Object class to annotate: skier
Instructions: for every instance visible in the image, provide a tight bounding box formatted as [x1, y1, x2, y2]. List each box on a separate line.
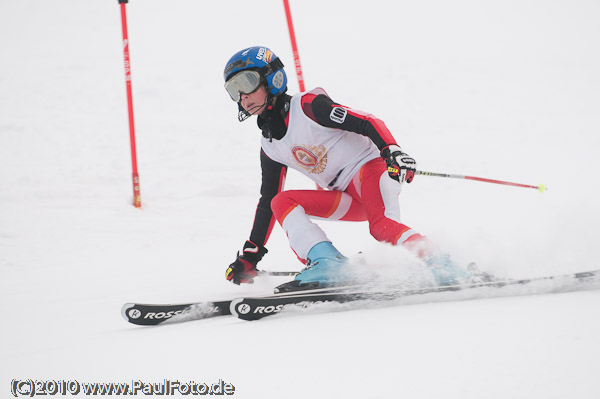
[223, 46, 474, 292]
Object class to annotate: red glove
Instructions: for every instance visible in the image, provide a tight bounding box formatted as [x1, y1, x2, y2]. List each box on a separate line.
[225, 241, 268, 285]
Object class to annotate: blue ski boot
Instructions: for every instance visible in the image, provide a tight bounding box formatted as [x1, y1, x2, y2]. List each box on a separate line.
[424, 252, 472, 286]
[275, 242, 349, 293]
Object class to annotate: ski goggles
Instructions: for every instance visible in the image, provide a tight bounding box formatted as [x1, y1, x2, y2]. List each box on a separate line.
[224, 70, 262, 102]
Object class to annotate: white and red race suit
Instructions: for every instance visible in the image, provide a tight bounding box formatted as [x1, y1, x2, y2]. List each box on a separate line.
[248, 88, 424, 262]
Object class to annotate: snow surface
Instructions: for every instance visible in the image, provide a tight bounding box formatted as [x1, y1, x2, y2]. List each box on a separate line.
[2, 0, 600, 398]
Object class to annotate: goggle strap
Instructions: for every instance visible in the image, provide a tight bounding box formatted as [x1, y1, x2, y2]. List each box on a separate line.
[258, 58, 284, 79]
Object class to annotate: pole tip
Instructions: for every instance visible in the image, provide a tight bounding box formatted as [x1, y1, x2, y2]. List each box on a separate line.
[537, 184, 547, 193]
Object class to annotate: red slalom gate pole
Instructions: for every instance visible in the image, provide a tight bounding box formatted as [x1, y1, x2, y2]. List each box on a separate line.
[119, 0, 142, 208]
[283, 0, 320, 188]
[283, 0, 305, 92]
[417, 170, 547, 192]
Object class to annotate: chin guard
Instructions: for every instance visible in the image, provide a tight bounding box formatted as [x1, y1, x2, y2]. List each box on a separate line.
[237, 104, 252, 122]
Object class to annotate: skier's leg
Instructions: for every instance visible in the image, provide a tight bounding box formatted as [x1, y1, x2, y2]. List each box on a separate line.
[349, 158, 425, 247]
[271, 189, 366, 262]
[354, 158, 471, 285]
[271, 189, 366, 289]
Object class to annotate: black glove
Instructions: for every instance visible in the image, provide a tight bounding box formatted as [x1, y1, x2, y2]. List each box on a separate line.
[225, 241, 268, 285]
[381, 145, 417, 183]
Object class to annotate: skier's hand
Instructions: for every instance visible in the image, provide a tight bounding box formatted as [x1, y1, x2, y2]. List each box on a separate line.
[225, 241, 268, 285]
[381, 145, 416, 183]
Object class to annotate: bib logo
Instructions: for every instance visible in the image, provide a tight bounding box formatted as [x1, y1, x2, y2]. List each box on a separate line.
[292, 145, 327, 174]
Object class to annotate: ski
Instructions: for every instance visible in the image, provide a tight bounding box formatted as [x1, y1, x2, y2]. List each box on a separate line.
[121, 300, 233, 326]
[122, 269, 600, 325]
[121, 285, 343, 326]
[121, 270, 300, 326]
[231, 269, 600, 321]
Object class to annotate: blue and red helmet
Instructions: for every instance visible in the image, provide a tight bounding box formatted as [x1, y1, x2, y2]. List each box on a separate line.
[223, 46, 287, 100]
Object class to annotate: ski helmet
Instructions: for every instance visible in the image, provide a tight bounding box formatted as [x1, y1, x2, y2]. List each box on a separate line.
[223, 46, 287, 100]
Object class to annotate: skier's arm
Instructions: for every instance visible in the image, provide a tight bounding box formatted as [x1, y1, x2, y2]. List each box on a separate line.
[249, 149, 287, 247]
[303, 92, 416, 183]
[226, 150, 287, 284]
[302, 93, 398, 151]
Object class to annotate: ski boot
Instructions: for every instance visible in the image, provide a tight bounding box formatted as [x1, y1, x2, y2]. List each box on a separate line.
[424, 252, 473, 286]
[274, 242, 349, 293]
[466, 262, 496, 284]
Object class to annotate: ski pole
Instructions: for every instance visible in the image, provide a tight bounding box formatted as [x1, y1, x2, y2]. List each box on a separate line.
[259, 270, 300, 277]
[417, 170, 547, 192]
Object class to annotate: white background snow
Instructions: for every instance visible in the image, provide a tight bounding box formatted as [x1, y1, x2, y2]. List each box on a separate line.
[2, 0, 600, 397]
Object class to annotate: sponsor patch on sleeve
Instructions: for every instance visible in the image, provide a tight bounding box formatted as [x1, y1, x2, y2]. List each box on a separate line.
[329, 107, 347, 124]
